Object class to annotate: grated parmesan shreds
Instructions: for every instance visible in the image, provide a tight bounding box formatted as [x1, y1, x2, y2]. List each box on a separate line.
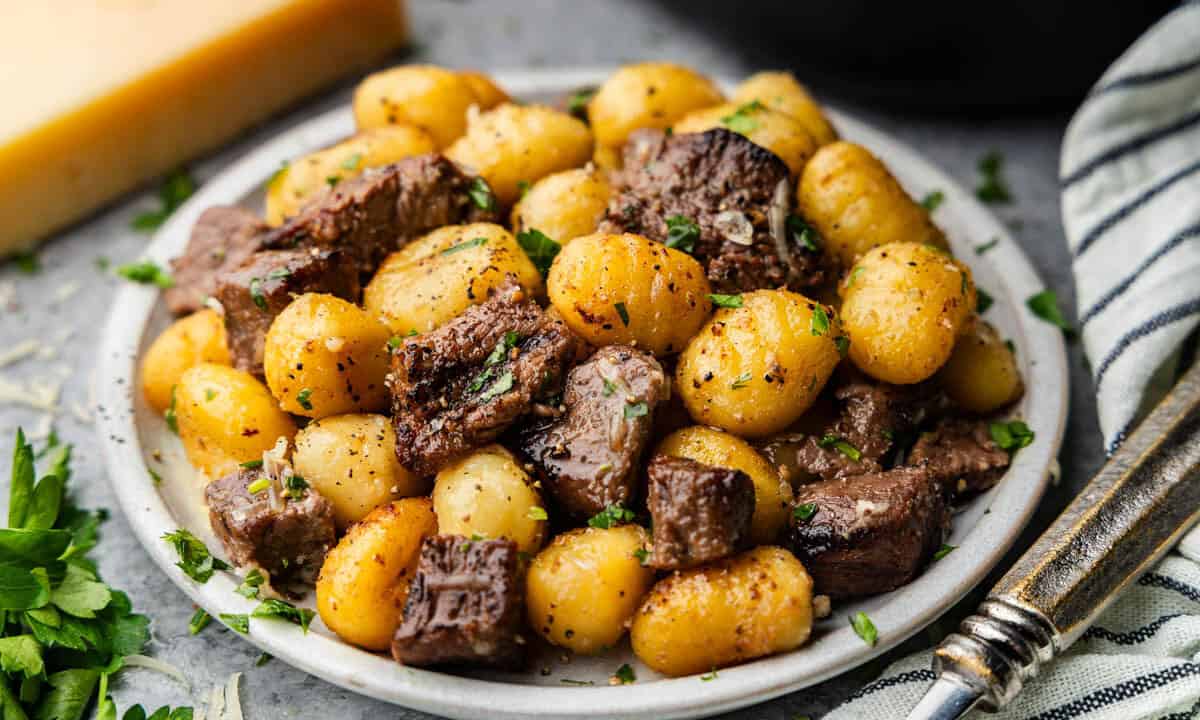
[52, 281, 80, 304]
[225, 673, 244, 720]
[0, 340, 40, 368]
[122, 654, 190, 688]
[208, 683, 225, 720]
[0, 375, 63, 411]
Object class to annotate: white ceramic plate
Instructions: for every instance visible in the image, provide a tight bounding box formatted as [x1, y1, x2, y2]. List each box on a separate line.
[96, 69, 1068, 720]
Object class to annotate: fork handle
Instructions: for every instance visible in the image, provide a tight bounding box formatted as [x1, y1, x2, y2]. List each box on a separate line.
[932, 359, 1200, 710]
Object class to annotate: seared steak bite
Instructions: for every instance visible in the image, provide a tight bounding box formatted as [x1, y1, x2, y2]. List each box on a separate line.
[205, 466, 336, 589]
[214, 247, 360, 376]
[785, 377, 947, 482]
[786, 466, 949, 598]
[601, 128, 823, 292]
[166, 206, 267, 315]
[645, 455, 754, 570]
[265, 155, 498, 276]
[392, 535, 526, 669]
[388, 283, 583, 476]
[909, 417, 1011, 498]
[516, 345, 668, 518]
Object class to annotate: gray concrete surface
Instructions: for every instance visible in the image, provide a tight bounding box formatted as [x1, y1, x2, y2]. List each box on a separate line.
[0, 1, 1105, 717]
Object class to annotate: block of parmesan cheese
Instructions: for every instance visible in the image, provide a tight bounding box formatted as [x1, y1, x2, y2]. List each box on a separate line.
[0, 0, 409, 253]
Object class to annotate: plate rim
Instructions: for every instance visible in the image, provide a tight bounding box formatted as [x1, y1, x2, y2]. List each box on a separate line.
[94, 67, 1069, 720]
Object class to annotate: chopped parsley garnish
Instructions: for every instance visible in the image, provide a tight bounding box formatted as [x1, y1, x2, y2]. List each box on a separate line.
[707, 293, 743, 309]
[632, 547, 650, 565]
[267, 160, 290, 187]
[283, 474, 309, 501]
[10, 250, 39, 274]
[479, 371, 514, 401]
[613, 663, 637, 684]
[975, 237, 1000, 255]
[220, 613, 250, 634]
[934, 543, 957, 560]
[188, 608, 212, 635]
[163, 528, 230, 583]
[527, 506, 549, 521]
[325, 175, 341, 188]
[793, 502, 817, 522]
[624, 401, 649, 420]
[388, 335, 405, 351]
[588, 504, 636, 529]
[132, 168, 196, 230]
[252, 598, 316, 633]
[485, 331, 521, 366]
[204, 388, 216, 402]
[236, 568, 266, 599]
[246, 476, 270, 495]
[567, 87, 597, 120]
[989, 420, 1035, 453]
[731, 371, 752, 390]
[1005, 339, 1016, 354]
[614, 302, 630, 326]
[787, 215, 822, 252]
[975, 151, 1012, 204]
[516, 179, 531, 198]
[700, 668, 719, 682]
[441, 236, 489, 255]
[818, 434, 862, 461]
[467, 177, 496, 211]
[850, 611, 878, 646]
[267, 267, 291, 280]
[164, 386, 179, 434]
[720, 100, 765, 134]
[240, 459, 263, 469]
[810, 305, 830, 336]
[665, 215, 700, 253]
[340, 152, 363, 170]
[834, 335, 851, 358]
[256, 652, 273, 667]
[920, 190, 945, 211]
[845, 266, 865, 288]
[976, 287, 994, 313]
[95, 256, 110, 272]
[116, 260, 174, 288]
[249, 277, 267, 310]
[296, 388, 313, 411]
[517, 228, 561, 276]
[1026, 290, 1073, 332]
[602, 378, 619, 397]
[148, 468, 163, 485]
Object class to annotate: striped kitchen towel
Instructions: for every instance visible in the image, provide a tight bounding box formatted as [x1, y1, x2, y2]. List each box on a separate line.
[826, 3, 1200, 717]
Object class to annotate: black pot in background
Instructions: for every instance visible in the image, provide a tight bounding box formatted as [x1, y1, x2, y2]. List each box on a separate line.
[653, 0, 1175, 113]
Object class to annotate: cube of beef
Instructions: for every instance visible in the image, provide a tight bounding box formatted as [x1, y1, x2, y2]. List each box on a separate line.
[516, 345, 668, 518]
[601, 128, 824, 292]
[214, 247, 360, 376]
[646, 455, 754, 570]
[786, 466, 949, 598]
[388, 283, 583, 476]
[908, 417, 1011, 498]
[264, 155, 498, 276]
[166, 206, 267, 315]
[392, 535, 526, 669]
[205, 467, 336, 588]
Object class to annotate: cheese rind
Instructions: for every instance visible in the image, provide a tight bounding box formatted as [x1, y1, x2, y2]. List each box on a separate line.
[0, 0, 408, 253]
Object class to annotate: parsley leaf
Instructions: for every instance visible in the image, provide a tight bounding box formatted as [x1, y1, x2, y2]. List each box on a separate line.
[164, 387, 179, 434]
[665, 215, 700, 253]
[51, 565, 112, 619]
[614, 302, 630, 326]
[283, 474, 308, 501]
[588, 504, 636, 529]
[467, 178, 496, 211]
[787, 215, 822, 252]
[252, 598, 315, 634]
[248, 278, 267, 311]
[975, 151, 1012, 204]
[834, 335, 851, 358]
[731, 372, 752, 390]
[220, 613, 249, 634]
[632, 548, 650, 565]
[236, 569, 265, 599]
[516, 228, 561, 277]
[793, 502, 817, 522]
[132, 169, 196, 231]
[188, 608, 211, 635]
[10, 251, 39, 274]
[116, 261, 174, 289]
[720, 100, 764, 134]
[707, 293, 743, 309]
[527, 506, 548, 521]
[850, 611, 878, 646]
[624, 401, 649, 419]
[975, 237, 1000, 255]
[478, 371, 514, 402]
[441, 236, 489, 255]
[567, 87, 597, 120]
[976, 288, 994, 313]
[295, 388, 313, 411]
[989, 420, 1035, 454]
[613, 663, 636, 684]
[810, 305, 830, 336]
[1026, 290, 1073, 332]
[340, 152, 363, 171]
[161, 529, 229, 583]
[818, 434, 862, 461]
[700, 668, 719, 682]
[920, 190, 945, 211]
[934, 543, 957, 561]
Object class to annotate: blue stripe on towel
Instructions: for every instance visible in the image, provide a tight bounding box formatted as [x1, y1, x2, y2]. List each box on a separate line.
[1072, 159, 1200, 258]
[843, 670, 936, 702]
[1025, 664, 1200, 720]
[1093, 298, 1200, 388]
[1082, 613, 1186, 644]
[1060, 107, 1200, 189]
[1094, 53, 1200, 94]
[1139, 573, 1200, 604]
[1080, 222, 1200, 325]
